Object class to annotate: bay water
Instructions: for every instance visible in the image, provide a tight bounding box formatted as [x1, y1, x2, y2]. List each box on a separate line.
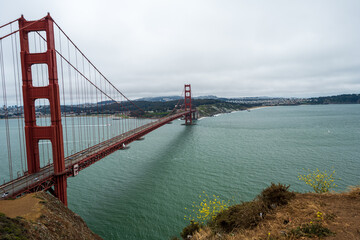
[65, 104, 360, 239]
[1, 104, 359, 239]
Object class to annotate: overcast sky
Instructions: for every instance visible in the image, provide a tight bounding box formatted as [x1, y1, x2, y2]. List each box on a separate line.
[1, 0, 360, 98]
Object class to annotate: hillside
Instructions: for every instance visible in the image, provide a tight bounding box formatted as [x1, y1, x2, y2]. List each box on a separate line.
[196, 102, 255, 118]
[3, 93, 359, 119]
[0, 192, 102, 240]
[182, 187, 360, 240]
[309, 94, 360, 104]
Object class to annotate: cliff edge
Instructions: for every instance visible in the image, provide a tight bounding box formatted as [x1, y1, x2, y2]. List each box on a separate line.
[189, 187, 360, 240]
[0, 192, 102, 240]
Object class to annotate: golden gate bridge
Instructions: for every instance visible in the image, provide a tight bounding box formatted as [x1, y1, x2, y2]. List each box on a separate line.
[0, 14, 196, 205]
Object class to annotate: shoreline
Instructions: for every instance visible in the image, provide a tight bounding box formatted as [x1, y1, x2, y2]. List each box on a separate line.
[246, 105, 271, 111]
[197, 105, 272, 119]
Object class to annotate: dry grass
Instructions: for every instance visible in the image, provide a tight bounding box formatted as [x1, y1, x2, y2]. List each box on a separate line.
[0, 193, 44, 221]
[0, 192, 103, 240]
[192, 187, 360, 240]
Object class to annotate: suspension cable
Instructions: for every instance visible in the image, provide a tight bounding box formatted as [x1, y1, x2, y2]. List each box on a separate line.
[0, 18, 20, 29]
[0, 17, 45, 40]
[52, 20, 146, 113]
[35, 31, 141, 119]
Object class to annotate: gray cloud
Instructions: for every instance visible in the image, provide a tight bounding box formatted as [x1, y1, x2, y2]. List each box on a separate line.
[1, 0, 360, 98]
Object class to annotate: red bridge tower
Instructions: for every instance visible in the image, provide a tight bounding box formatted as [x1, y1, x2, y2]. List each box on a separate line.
[19, 14, 67, 205]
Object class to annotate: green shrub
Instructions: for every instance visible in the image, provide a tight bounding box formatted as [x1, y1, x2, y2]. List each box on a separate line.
[0, 213, 27, 240]
[181, 183, 295, 235]
[180, 221, 200, 239]
[210, 183, 294, 233]
[259, 183, 295, 208]
[211, 200, 266, 233]
[290, 222, 333, 238]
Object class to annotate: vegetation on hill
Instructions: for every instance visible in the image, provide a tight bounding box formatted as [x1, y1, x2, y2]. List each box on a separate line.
[3, 93, 358, 119]
[0, 213, 27, 240]
[176, 169, 360, 240]
[66, 93, 360, 118]
[196, 102, 258, 118]
[178, 183, 296, 239]
[57, 99, 252, 118]
[130, 99, 257, 118]
[309, 94, 360, 104]
[176, 185, 360, 240]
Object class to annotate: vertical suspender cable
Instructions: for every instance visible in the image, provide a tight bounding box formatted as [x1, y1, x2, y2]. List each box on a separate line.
[36, 32, 46, 167]
[127, 101, 130, 132]
[79, 53, 85, 148]
[83, 56, 90, 147]
[74, 50, 82, 150]
[14, 29, 27, 172]
[40, 33, 50, 165]
[81, 54, 88, 148]
[58, 26, 69, 158]
[84, 57, 89, 147]
[120, 95, 123, 135]
[116, 87, 120, 136]
[67, 40, 76, 153]
[0, 40, 13, 181]
[11, 24, 25, 175]
[40, 32, 50, 166]
[106, 81, 110, 140]
[95, 69, 100, 144]
[100, 76, 104, 140]
[88, 61, 94, 145]
[84, 59, 89, 146]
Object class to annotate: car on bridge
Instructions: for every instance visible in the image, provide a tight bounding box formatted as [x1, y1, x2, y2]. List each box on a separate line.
[1, 192, 9, 198]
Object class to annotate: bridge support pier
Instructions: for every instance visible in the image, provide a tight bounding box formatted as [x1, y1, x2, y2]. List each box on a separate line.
[19, 14, 67, 205]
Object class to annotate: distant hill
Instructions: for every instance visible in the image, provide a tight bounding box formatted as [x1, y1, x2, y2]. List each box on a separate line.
[135, 95, 228, 102]
[309, 94, 360, 104]
[194, 95, 218, 99]
[135, 96, 182, 102]
[4, 93, 358, 119]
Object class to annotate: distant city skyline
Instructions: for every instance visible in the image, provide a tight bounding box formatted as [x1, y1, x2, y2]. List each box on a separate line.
[1, 0, 360, 99]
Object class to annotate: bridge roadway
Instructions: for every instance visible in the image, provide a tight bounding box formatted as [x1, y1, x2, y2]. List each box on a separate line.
[0, 110, 192, 199]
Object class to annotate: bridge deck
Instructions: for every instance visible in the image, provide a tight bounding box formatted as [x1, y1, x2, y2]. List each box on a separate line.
[0, 110, 192, 199]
